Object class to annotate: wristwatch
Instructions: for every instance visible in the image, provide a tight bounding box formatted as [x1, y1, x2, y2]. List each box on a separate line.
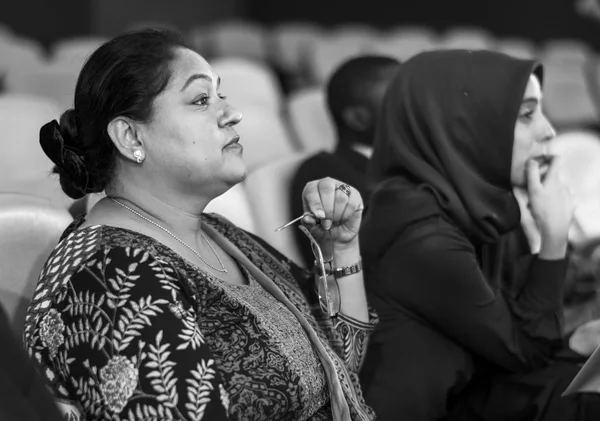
[314, 259, 363, 280]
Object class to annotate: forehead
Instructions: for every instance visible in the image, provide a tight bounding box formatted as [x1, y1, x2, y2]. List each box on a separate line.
[168, 48, 217, 88]
[523, 74, 542, 98]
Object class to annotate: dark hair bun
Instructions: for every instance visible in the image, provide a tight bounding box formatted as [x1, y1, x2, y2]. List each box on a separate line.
[58, 109, 92, 199]
[59, 108, 80, 146]
[39, 110, 91, 199]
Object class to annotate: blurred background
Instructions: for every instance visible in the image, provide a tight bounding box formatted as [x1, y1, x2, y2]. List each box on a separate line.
[1, 0, 600, 331]
[1, 0, 599, 47]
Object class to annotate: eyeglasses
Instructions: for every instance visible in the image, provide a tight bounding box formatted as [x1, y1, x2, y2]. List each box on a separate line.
[275, 213, 341, 318]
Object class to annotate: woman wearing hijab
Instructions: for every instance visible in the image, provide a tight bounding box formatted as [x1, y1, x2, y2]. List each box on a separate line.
[359, 49, 600, 420]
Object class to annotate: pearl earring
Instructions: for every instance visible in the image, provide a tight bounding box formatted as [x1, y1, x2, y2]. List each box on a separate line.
[133, 150, 143, 164]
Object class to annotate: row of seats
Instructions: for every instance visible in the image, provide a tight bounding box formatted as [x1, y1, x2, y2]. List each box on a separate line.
[1, 21, 598, 125]
[188, 21, 600, 130]
[1, 19, 593, 72]
[3, 129, 600, 333]
[190, 21, 595, 78]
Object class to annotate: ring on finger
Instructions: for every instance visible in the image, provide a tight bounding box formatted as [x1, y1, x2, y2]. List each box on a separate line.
[336, 183, 352, 198]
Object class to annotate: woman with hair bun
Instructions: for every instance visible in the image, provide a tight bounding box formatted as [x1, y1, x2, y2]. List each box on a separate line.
[23, 29, 376, 421]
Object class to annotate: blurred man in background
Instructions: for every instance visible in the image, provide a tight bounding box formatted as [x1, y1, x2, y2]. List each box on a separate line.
[290, 55, 400, 267]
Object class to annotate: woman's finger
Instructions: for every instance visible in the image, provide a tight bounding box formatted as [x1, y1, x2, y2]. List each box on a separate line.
[339, 187, 363, 225]
[302, 214, 318, 227]
[302, 181, 327, 220]
[317, 178, 337, 230]
[331, 185, 350, 227]
[526, 159, 543, 193]
[543, 155, 563, 186]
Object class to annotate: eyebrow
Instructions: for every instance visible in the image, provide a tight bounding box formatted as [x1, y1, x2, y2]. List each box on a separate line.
[521, 97, 539, 107]
[181, 73, 221, 91]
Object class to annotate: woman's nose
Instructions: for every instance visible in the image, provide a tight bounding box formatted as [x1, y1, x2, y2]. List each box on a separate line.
[219, 104, 243, 127]
[541, 118, 556, 143]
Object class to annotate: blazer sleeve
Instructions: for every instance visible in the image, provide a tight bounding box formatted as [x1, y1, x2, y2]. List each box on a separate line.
[378, 218, 567, 373]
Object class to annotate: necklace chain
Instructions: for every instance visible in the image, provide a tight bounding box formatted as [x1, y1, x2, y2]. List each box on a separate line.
[110, 198, 227, 273]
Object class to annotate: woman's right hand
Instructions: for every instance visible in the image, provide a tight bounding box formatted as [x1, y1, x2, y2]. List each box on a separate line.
[526, 156, 575, 259]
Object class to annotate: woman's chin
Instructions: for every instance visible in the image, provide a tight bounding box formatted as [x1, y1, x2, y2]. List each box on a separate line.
[224, 164, 247, 185]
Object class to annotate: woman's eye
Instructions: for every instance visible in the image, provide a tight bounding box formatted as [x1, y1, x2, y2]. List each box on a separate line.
[218, 94, 227, 100]
[194, 95, 209, 106]
[520, 110, 534, 121]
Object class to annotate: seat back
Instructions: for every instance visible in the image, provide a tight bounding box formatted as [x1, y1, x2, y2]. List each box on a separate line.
[0, 94, 62, 181]
[205, 182, 256, 233]
[51, 36, 107, 70]
[0, 193, 73, 331]
[541, 39, 592, 66]
[208, 20, 268, 61]
[244, 153, 309, 266]
[307, 29, 377, 84]
[0, 37, 45, 78]
[550, 131, 600, 248]
[439, 27, 495, 50]
[235, 104, 297, 170]
[270, 22, 323, 73]
[374, 29, 439, 61]
[496, 38, 537, 59]
[212, 57, 283, 112]
[188, 25, 209, 55]
[4, 62, 79, 112]
[287, 87, 336, 153]
[543, 63, 598, 127]
[0, 177, 74, 211]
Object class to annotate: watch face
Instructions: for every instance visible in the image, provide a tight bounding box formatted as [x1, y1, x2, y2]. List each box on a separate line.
[332, 260, 363, 279]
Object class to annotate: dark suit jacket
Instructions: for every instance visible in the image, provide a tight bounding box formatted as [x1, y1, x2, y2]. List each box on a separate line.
[0, 305, 63, 421]
[290, 144, 370, 267]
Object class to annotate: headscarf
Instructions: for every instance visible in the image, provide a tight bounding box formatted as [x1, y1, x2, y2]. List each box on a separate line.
[363, 49, 543, 247]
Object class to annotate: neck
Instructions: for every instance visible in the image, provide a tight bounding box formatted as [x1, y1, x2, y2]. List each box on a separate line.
[105, 181, 212, 235]
[350, 142, 373, 158]
[337, 129, 372, 154]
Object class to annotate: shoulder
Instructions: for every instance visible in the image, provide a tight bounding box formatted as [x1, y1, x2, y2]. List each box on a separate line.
[294, 152, 339, 180]
[28, 226, 105, 311]
[23, 226, 183, 344]
[394, 215, 475, 256]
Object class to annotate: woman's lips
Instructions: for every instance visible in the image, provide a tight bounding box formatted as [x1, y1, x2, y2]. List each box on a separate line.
[532, 154, 555, 181]
[223, 135, 241, 149]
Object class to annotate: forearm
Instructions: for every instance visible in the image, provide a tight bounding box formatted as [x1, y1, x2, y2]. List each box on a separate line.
[539, 231, 569, 260]
[332, 239, 369, 322]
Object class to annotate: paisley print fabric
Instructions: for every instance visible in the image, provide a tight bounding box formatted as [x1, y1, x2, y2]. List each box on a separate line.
[23, 213, 377, 421]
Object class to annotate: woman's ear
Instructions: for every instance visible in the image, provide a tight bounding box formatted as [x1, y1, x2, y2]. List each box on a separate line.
[107, 117, 145, 163]
[341, 106, 373, 133]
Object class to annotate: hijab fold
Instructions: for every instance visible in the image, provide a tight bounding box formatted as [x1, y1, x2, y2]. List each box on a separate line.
[364, 50, 543, 248]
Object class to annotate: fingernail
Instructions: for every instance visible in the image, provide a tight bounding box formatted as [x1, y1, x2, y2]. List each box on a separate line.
[303, 215, 316, 225]
[323, 219, 332, 230]
[316, 210, 326, 219]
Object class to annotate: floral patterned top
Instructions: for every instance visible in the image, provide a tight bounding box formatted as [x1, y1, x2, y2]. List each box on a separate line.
[23, 213, 377, 421]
